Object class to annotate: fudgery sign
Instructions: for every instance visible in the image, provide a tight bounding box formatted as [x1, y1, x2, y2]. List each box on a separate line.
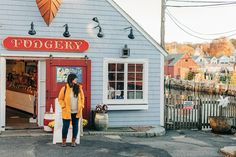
[2, 36, 89, 52]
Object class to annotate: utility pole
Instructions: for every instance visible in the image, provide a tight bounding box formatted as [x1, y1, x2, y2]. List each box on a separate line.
[161, 0, 166, 49]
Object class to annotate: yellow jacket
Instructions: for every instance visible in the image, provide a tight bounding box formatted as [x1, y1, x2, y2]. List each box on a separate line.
[58, 84, 84, 119]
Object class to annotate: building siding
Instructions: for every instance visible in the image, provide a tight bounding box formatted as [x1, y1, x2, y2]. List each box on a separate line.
[0, 0, 163, 127]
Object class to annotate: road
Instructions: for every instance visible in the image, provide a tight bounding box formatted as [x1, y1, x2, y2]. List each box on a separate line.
[0, 130, 235, 157]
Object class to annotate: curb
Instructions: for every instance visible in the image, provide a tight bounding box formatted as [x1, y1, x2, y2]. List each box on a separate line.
[82, 126, 165, 137]
[0, 126, 166, 138]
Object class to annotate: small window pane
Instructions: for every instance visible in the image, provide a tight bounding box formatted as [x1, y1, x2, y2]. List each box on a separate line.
[117, 82, 124, 90]
[117, 73, 124, 81]
[136, 82, 143, 90]
[116, 90, 124, 99]
[107, 90, 115, 99]
[136, 91, 143, 99]
[108, 63, 116, 71]
[128, 91, 135, 99]
[136, 64, 143, 72]
[117, 64, 124, 72]
[136, 73, 143, 81]
[108, 82, 115, 90]
[128, 82, 135, 90]
[128, 73, 135, 81]
[108, 73, 116, 81]
[128, 64, 135, 72]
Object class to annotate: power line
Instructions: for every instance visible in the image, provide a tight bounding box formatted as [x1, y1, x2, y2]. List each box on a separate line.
[167, 0, 236, 4]
[166, 11, 236, 40]
[166, 1, 236, 7]
[166, 8, 236, 36]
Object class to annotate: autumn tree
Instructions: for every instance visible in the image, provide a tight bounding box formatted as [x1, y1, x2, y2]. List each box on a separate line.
[208, 37, 235, 57]
[230, 39, 236, 48]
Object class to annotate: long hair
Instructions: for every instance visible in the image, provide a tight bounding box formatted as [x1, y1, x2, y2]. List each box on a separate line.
[67, 73, 79, 97]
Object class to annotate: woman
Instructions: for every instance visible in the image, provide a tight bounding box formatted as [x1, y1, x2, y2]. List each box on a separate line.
[58, 73, 84, 147]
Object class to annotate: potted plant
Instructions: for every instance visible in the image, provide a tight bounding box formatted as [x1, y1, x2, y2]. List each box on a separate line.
[208, 96, 234, 133]
[94, 103, 108, 131]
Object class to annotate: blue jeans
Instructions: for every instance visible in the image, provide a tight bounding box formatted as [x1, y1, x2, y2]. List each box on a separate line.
[62, 113, 79, 139]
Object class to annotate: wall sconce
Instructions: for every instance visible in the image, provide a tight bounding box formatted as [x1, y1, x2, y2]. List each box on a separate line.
[92, 17, 104, 38]
[121, 44, 130, 58]
[124, 26, 135, 39]
[63, 24, 71, 37]
[84, 55, 89, 60]
[28, 22, 36, 35]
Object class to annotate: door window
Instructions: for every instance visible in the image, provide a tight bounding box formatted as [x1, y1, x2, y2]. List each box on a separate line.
[56, 66, 82, 83]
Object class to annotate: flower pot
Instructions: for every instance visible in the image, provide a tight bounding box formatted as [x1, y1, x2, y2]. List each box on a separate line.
[208, 116, 233, 133]
[94, 113, 108, 131]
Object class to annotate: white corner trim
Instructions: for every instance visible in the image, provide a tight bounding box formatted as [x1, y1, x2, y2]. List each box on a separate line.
[108, 105, 148, 111]
[106, 0, 168, 57]
[160, 55, 164, 126]
[0, 57, 6, 131]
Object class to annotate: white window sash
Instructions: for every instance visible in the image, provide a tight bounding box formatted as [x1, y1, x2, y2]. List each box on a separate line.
[103, 58, 148, 105]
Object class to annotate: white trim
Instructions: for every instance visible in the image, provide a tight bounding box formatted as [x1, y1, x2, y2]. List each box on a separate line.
[103, 58, 148, 108]
[109, 105, 148, 110]
[106, 0, 168, 57]
[160, 55, 164, 126]
[0, 57, 6, 131]
[0, 53, 85, 58]
[37, 61, 46, 126]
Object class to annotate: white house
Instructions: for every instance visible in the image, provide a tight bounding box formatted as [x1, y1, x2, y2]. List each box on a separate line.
[210, 57, 218, 64]
[192, 55, 208, 67]
[219, 55, 230, 64]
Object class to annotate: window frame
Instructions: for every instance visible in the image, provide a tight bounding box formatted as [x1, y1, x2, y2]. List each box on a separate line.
[103, 58, 148, 105]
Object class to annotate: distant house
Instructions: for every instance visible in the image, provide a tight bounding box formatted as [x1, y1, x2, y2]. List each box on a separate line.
[165, 53, 200, 79]
[229, 55, 236, 63]
[229, 50, 236, 63]
[219, 55, 230, 64]
[192, 55, 208, 67]
[210, 57, 218, 64]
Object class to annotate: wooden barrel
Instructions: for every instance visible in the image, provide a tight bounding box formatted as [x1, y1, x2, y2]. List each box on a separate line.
[94, 113, 108, 131]
[43, 112, 55, 132]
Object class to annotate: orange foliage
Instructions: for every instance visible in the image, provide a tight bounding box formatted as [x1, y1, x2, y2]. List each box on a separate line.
[208, 38, 235, 57]
[165, 42, 194, 55]
[166, 37, 235, 57]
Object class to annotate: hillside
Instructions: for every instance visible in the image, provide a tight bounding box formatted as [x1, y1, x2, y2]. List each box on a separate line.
[166, 37, 235, 57]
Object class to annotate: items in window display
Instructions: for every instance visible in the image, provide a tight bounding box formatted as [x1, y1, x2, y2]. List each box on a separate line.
[107, 62, 145, 100]
[7, 72, 37, 93]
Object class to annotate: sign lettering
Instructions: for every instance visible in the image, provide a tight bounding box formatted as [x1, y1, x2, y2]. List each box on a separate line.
[3, 36, 89, 52]
[183, 101, 194, 110]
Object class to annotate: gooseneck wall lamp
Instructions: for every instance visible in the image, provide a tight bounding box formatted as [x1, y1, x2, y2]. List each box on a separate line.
[63, 24, 71, 37]
[92, 17, 104, 38]
[28, 22, 36, 35]
[124, 26, 135, 39]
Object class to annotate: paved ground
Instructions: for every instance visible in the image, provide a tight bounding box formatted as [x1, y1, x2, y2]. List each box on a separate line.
[0, 129, 235, 157]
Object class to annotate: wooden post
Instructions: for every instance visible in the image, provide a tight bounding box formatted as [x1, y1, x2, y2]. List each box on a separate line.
[198, 99, 203, 130]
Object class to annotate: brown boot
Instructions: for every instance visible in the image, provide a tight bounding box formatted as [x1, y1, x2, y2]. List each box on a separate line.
[71, 138, 76, 147]
[62, 138, 66, 147]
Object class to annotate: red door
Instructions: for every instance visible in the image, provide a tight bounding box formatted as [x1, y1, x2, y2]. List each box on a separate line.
[46, 59, 91, 120]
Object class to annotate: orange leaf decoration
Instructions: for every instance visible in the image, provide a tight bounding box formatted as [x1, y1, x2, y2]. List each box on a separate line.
[36, 0, 62, 26]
